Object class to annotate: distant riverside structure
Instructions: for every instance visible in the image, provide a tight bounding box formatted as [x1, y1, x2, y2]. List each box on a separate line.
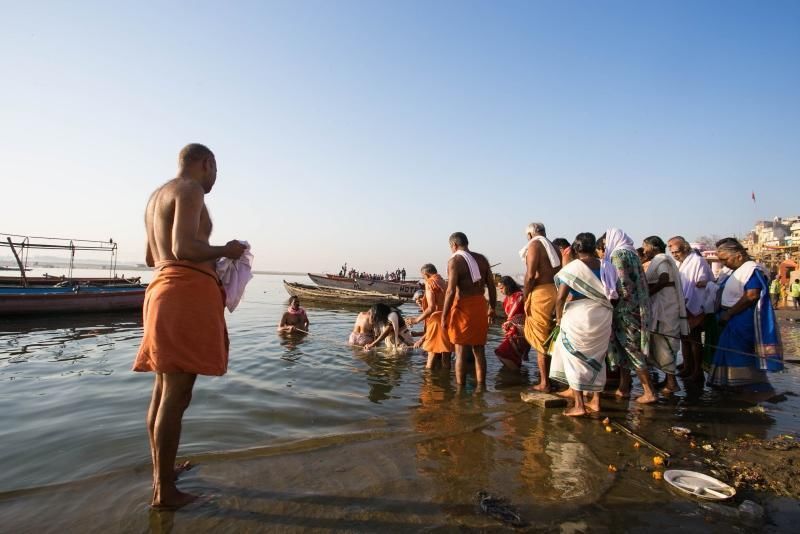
[740, 215, 800, 282]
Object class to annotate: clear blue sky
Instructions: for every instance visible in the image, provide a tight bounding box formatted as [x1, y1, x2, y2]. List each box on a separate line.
[2, 0, 798, 274]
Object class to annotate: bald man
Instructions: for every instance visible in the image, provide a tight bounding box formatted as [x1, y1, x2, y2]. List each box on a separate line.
[134, 144, 246, 509]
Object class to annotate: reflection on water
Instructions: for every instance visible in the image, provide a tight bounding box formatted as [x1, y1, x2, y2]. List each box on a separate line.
[1, 272, 800, 531]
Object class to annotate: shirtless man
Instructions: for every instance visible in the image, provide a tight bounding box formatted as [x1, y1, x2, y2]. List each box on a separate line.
[134, 144, 246, 509]
[441, 232, 496, 387]
[349, 310, 376, 347]
[278, 296, 310, 334]
[522, 222, 560, 392]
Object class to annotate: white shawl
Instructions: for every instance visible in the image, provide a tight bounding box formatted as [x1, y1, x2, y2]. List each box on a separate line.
[646, 253, 689, 336]
[519, 236, 561, 268]
[677, 251, 711, 315]
[452, 250, 482, 283]
[600, 228, 637, 300]
[721, 260, 767, 308]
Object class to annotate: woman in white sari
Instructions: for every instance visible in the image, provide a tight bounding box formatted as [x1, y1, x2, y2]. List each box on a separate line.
[550, 233, 614, 416]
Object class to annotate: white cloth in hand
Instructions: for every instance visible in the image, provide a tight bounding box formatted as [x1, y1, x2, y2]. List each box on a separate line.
[216, 240, 254, 312]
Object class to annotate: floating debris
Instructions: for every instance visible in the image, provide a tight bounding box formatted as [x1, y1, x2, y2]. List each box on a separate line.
[605, 425, 613, 432]
[653, 456, 665, 466]
[476, 491, 527, 528]
[670, 426, 692, 438]
[608, 464, 618, 472]
[652, 471, 663, 480]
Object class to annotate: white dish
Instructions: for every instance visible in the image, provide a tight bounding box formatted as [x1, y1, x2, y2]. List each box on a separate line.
[663, 470, 736, 501]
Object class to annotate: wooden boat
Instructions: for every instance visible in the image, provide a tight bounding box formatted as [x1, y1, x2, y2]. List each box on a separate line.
[0, 233, 146, 316]
[0, 274, 142, 287]
[284, 281, 406, 307]
[0, 285, 145, 316]
[307, 272, 420, 297]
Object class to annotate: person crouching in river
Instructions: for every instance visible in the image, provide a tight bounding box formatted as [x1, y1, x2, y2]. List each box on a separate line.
[278, 296, 309, 335]
[364, 303, 415, 351]
[494, 276, 530, 371]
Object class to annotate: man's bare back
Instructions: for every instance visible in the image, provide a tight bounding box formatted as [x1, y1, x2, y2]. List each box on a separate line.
[146, 178, 215, 270]
[526, 240, 558, 287]
[353, 311, 374, 334]
[449, 252, 491, 298]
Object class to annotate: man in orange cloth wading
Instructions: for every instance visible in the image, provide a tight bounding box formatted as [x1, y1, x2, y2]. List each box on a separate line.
[133, 144, 246, 509]
[408, 263, 454, 370]
[441, 232, 497, 388]
[521, 222, 561, 392]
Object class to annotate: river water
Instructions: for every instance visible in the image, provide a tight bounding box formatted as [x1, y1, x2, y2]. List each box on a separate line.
[1, 271, 799, 532]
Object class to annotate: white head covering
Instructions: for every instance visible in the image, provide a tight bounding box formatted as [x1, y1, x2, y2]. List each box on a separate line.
[600, 228, 637, 300]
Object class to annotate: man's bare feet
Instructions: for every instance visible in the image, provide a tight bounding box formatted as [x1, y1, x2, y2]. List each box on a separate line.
[563, 406, 586, 417]
[586, 393, 601, 413]
[635, 393, 657, 404]
[614, 389, 631, 399]
[151, 488, 199, 511]
[556, 387, 574, 398]
[532, 381, 551, 392]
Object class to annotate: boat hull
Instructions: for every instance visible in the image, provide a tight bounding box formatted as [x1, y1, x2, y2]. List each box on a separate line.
[284, 281, 406, 308]
[0, 275, 141, 287]
[307, 273, 419, 297]
[0, 286, 145, 316]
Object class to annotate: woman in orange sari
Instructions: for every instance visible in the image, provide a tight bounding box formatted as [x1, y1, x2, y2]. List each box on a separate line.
[494, 276, 530, 371]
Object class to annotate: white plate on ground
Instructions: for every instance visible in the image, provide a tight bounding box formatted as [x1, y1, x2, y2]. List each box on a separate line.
[664, 470, 736, 500]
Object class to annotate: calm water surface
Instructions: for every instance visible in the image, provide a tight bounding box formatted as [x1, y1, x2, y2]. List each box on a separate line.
[1, 271, 799, 532]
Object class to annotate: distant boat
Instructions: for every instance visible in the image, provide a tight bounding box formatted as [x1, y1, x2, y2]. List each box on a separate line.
[307, 273, 420, 297]
[0, 232, 146, 316]
[0, 285, 145, 316]
[0, 266, 31, 271]
[0, 274, 141, 287]
[284, 281, 406, 308]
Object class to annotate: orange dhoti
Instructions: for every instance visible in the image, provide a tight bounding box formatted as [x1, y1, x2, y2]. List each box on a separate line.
[524, 284, 557, 354]
[133, 260, 229, 376]
[423, 311, 454, 353]
[447, 294, 489, 346]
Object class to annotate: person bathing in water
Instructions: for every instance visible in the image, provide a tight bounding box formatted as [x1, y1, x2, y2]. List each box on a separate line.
[364, 303, 415, 351]
[278, 296, 309, 334]
[349, 309, 376, 347]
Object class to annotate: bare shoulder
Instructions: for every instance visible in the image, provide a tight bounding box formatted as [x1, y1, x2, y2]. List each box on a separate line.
[172, 177, 205, 199]
[472, 251, 490, 268]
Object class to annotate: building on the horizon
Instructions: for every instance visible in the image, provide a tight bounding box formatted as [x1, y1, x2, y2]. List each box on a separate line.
[740, 216, 800, 256]
[740, 216, 800, 278]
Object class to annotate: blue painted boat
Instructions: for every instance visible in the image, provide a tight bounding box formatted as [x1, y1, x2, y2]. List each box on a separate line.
[0, 233, 146, 316]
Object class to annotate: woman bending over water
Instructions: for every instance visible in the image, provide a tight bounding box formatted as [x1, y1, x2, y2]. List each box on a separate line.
[364, 303, 414, 351]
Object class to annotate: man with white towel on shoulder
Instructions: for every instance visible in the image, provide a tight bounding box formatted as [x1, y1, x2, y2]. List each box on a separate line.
[521, 222, 561, 392]
[441, 232, 496, 389]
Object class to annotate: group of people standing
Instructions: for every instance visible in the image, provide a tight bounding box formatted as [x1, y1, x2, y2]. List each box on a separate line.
[347, 223, 786, 419]
[339, 263, 407, 281]
[497, 224, 783, 415]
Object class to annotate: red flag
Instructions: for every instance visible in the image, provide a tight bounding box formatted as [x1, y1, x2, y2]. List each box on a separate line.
[751, 191, 756, 203]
